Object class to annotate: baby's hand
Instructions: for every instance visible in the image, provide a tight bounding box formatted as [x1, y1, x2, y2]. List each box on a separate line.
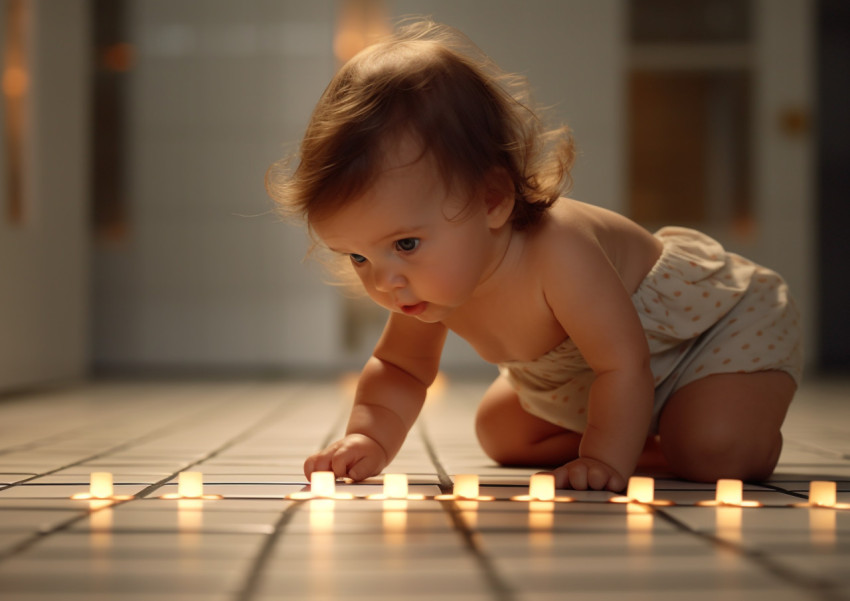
[303, 434, 388, 482]
[550, 457, 626, 492]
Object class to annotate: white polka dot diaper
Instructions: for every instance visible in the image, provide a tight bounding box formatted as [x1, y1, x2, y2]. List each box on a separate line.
[642, 226, 803, 431]
[498, 226, 803, 435]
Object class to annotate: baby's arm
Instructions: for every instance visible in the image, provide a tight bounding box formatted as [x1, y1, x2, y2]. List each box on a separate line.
[304, 314, 447, 481]
[544, 234, 655, 491]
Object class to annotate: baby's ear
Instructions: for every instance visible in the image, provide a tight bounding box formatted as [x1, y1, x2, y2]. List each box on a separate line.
[483, 168, 514, 229]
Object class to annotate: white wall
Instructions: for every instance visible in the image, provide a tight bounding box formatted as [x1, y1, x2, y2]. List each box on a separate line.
[92, 1, 343, 372]
[0, 1, 90, 391]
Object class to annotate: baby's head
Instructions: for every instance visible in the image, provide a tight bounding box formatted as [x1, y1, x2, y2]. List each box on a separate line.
[269, 19, 575, 233]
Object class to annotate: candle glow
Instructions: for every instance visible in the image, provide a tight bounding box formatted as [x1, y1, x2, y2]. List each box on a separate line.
[288, 471, 354, 500]
[384, 473, 408, 499]
[71, 472, 132, 500]
[91, 472, 114, 499]
[454, 474, 479, 499]
[716, 479, 743, 505]
[610, 476, 673, 506]
[311, 471, 337, 497]
[697, 479, 760, 507]
[529, 474, 556, 501]
[178, 472, 204, 498]
[810, 481, 837, 507]
[627, 477, 655, 503]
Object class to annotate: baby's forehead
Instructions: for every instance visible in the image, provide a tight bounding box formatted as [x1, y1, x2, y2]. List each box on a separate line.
[375, 132, 470, 196]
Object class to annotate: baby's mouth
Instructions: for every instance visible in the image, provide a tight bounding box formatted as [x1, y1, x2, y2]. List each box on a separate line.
[400, 302, 428, 316]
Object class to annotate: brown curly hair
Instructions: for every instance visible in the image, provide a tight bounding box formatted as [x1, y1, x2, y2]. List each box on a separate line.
[267, 19, 576, 232]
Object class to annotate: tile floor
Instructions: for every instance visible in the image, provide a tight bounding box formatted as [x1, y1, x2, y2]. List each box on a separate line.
[0, 376, 848, 601]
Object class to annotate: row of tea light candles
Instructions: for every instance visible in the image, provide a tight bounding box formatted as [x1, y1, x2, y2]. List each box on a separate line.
[71, 471, 849, 509]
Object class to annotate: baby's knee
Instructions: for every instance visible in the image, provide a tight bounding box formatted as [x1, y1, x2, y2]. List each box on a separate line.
[662, 422, 782, 483]
[474, 403, 515, 465]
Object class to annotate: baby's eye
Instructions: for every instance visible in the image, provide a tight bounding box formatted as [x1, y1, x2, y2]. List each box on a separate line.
[394, 238, 419, 253]
[349, 253, 367, 264]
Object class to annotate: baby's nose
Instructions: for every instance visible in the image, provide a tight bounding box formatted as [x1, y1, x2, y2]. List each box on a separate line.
[373, 265, 406, 292]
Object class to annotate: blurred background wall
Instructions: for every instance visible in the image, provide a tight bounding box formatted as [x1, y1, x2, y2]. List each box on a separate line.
[0, 0, 842, 392]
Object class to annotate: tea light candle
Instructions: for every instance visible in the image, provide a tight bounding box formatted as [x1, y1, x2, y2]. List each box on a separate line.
[511, 474, 574, 502]
[454, 474, 479, 499]
[383, 473, 409, 499]
[697, 479, 760, 507]
[809, 481, 837, 507]
[311, 471, 337, 498]
[287, 471, 354, 500]
[71, 472, 132, 500]
[434, 474, 494, 501]
[178, 471, 204, 498]
[716, 479, 743, 505]
[529, 473, 556, 501]
[627, 476, 655, 503]
[160, 471, 221, 500]
[610, 476, 673, 506]
[90, 472, 114, 499]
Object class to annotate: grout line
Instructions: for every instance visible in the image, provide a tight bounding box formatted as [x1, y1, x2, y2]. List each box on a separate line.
[232, 500, 304, 601]
[0, 387, 307, 567]
[653, 508, 847, 601]
[232, 388, 348, 601]
[0, 397, 239, 492]
[0, 395, 184, 457]
[758, 482, 809, 500]
[134, 398, 304, 499]
[416, 420, 454, 492]
[418, 419, 517, 601]
[0, 498, 134, 562]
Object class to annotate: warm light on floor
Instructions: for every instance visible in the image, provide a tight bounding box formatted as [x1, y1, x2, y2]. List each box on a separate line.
[610, 476, 673, 506]
[384, 473, 408, 498]
[178, 471, 204, 498]
[312, 471, 336, 497]
[366, 473, 426, 500]
[71, 472, 132, 501]
[454, 474, 478, 498]
[628, 476, 655, 503]
[511, 473, 574, 502]
[810, 481, 837, 507]
[91, 472, 113, 499]
[289, 472, 355, 500]
[435, 474, 494, 501]
[697, 479, 761, 507]
[529, 473, 555, 500]
[160, 471, 222, 500]
[717, 479, 742, 504]
[794, 480, 850, 509]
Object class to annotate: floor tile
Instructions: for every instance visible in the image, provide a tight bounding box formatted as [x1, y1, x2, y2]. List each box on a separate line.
[0, 378, 849, 601]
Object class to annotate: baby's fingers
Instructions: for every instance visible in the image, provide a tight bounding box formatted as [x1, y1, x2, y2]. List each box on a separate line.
[303, 444, 341, 479]
[330, 446, 361, 480]
[586, 464, 612, 491]
[551, 463, 587, 490]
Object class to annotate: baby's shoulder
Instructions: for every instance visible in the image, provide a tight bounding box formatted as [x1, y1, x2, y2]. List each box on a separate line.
[529, 199, 610, 260]
[531, 198, 663, 293]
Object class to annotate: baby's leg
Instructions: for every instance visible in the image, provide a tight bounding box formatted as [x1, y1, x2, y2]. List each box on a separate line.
[475, 375, 581, 467]
[657, 370, 795, 482]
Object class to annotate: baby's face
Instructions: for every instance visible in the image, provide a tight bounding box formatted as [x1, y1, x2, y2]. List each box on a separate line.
[311, 137, 503, 323]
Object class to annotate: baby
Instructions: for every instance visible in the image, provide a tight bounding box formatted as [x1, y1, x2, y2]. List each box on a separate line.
[268, 20, 803, 492]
